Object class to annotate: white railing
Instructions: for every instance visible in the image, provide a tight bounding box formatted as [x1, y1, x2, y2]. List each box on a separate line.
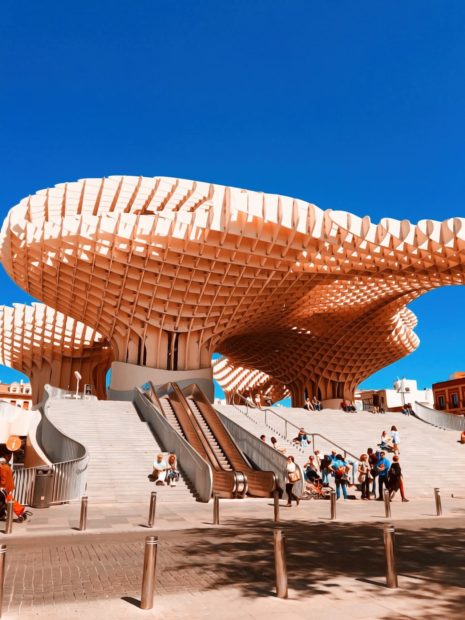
[414, 401, 465, 432]
[13, 458, 89, 505]
[13, 384, 89, 506]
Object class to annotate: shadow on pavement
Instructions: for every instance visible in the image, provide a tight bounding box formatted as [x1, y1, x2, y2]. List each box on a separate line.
[172, 518, 465, 619]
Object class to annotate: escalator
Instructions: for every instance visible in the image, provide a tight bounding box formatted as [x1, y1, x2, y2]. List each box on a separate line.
[148, 382, 276, 498]
[149, 382, 247, 498]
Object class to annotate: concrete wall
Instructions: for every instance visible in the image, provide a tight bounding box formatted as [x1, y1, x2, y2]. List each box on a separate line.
[109, 361, 214, 401]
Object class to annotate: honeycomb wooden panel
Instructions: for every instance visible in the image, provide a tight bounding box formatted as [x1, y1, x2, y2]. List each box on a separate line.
[0, 303, 111, 402]
[1, 176, 464, 405]
[213, 356, 289, 405]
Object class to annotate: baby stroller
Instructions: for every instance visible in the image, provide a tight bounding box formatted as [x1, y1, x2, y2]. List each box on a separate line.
[302, 478, 332, 500]
[0, 489, 32, 522]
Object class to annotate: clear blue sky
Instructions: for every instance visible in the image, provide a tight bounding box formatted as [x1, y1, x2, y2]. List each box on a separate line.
[1, 1, 464, 395]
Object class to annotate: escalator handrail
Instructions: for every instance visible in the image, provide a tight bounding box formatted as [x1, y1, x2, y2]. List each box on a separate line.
[184, 384, 276, 495]
[184, 384, 253, 472]
[135, 387, 213, 502]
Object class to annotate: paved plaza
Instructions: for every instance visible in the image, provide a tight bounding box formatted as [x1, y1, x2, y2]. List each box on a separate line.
[1, 496, 465, 619]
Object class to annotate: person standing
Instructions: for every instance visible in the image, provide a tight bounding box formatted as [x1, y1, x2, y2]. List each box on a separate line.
[367, 448, 378, 496]
[376, 451, 391, 500]
[358, 454, 372, 500]
[331, 454, 349, 500]
[390, 426, 400, 454]
[285, 456, 301, 506]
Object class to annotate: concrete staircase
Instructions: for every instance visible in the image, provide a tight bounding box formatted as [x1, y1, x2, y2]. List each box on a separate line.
[216, 405, 465, 498]
[45, 398, 195, 504]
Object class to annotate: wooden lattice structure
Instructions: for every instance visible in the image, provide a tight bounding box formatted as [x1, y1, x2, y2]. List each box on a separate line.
[1, 175, 464, 405]
[0, 303, 111, 402]
[213, 357, 289, 404]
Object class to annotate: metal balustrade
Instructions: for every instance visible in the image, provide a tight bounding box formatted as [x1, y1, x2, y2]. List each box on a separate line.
[413, 401, 465, 432]
[231, 392, 360, 482]
[12, 384, 89, 506]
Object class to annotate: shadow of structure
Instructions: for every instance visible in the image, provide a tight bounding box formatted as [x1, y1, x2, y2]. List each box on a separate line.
[171, 518, 465, 619]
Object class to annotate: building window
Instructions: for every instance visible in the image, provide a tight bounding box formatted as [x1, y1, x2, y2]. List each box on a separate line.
[438, 395, 445, 409]
[451, 393, 459, 408]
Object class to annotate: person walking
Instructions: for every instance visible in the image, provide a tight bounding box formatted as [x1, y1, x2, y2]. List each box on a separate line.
[387, 455, 409, 502]
[285, 456, 301, 506]
[358, 453, 372, 500]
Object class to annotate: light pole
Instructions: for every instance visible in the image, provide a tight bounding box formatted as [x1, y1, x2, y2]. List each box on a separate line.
[74, 371, 82, 399]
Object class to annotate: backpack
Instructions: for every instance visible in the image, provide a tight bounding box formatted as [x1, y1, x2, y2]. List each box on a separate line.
[335, 465, 345, 479]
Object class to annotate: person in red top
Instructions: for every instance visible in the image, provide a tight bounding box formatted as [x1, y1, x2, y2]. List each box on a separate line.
[0, 457, 31, 522]
[0, 458, 15, 493]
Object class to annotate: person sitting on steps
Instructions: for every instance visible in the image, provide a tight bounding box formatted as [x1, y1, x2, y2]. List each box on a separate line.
[152, 453, 168, 486]
[166, 453, 180, 487]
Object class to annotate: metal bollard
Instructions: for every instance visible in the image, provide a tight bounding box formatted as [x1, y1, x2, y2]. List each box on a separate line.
[273, 529, 288, 598]
[79, 495, 88, 531]
[330, 489, 336, 520]
[383, 489, 391, 518]
[147, 491, 157, 527]
[0, 544, 5, 618]
[4, 502, 14, 535]
[273, 490, 280, 523]
[383, 525, 398, 588]
[434, 488, 442, 516]
[213, 494, 220, 525]
[140, 535, 158, 610]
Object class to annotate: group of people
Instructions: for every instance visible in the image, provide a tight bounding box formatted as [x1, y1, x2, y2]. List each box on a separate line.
[379, 426, 400, 454]
[401, 403, 414, 416]
[359, 448, 408, 501]
[340, 400, 357, 412]
[284, 440, 408, 504]
[303, 397, 322, 411]
[150, 453, 180, 487]
[370, 406, 386, 414]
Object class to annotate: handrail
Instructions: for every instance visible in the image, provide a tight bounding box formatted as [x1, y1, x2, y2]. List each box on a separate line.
[233, 393, 360, 463]
[217, 410, 303, 498]
[13, 383, 90, 505]
[152, 383, 245, 498]
[184, 384, 276, 497]
[134, 386, 213, 502]
[413, 401, 465, 432]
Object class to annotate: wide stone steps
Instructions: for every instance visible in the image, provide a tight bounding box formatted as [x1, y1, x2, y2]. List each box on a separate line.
[216, 405, 465, 498]
[45, 399, 195, 504]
